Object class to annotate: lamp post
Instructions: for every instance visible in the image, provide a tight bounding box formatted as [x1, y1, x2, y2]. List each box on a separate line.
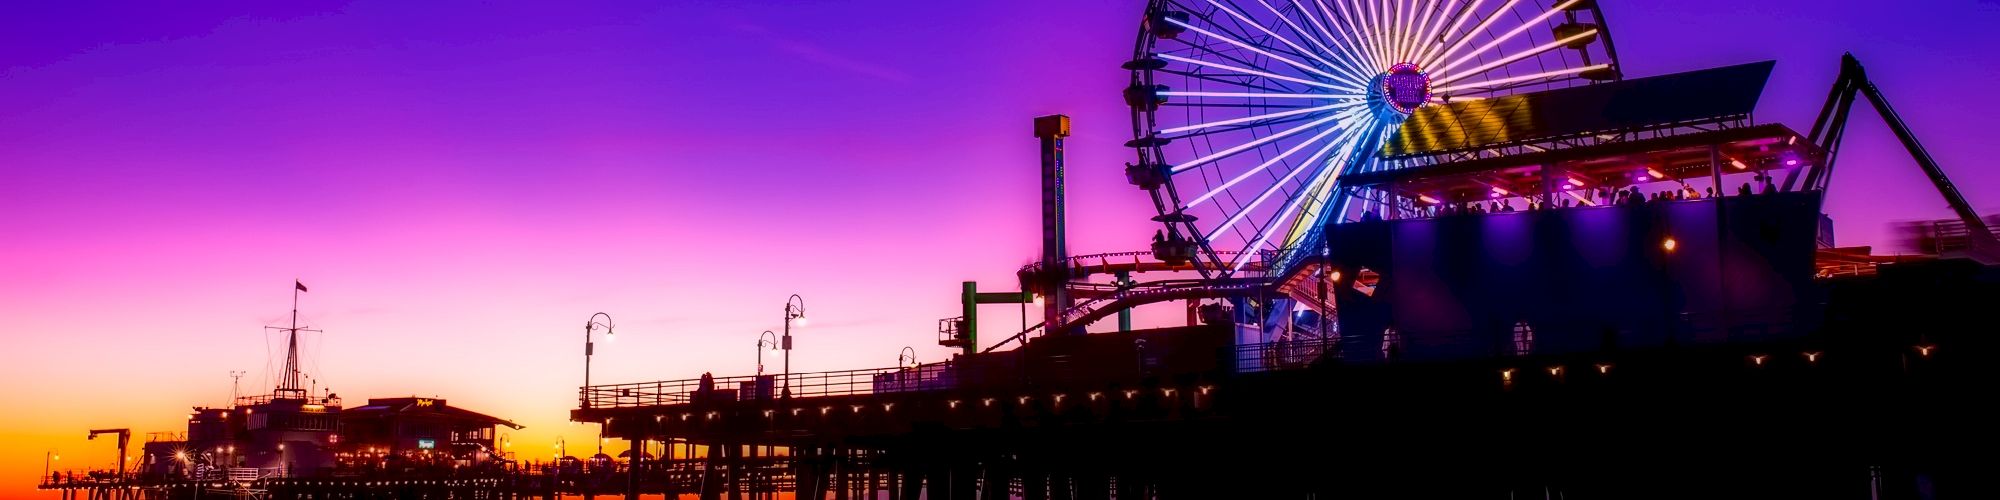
[42, 450, 57, 484]
[899, 347, 917, 368]
[583, 312, 616, 409]
[757, 330, 779, 376]
[782, 294, 806, 399]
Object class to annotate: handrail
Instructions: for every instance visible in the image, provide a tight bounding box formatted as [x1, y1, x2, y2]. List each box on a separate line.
[580, 364, 950, 410]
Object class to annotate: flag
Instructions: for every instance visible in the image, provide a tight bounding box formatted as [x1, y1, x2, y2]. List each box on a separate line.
[295, 280, 308, 293]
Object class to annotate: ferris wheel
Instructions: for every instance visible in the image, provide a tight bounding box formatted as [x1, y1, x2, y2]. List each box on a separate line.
[1126, 0, 1622, 278]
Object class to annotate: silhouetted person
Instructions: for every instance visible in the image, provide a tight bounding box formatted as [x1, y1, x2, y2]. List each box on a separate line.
[1761, 177, 1777, 194]
[1706, 187, 1716, 199]
[1738, 182, 1753, 197]
[697, 372, 715, 404]
[1152, 230, 1165, 245]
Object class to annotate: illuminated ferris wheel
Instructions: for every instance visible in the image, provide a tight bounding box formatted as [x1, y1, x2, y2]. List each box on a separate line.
[1126, 0, 1622, 278]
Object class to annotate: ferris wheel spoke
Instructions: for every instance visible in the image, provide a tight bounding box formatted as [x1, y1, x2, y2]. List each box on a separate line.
[1161, 90, 1358, 100]
[1419, 0, 1519, 69]
[1160, 112, 1325, 140]
[1344, 0, 1386, 69]
[1323, 0, 1382, 70]
[1431, 0, 1581, 74]
[1291, 0, 1379, 78]
[1172, 42, 1319, 93]
[1183, 108, 1370, 208]
[1188, 3, 1357, 85]
[1394, 0, 1421, 63]
[1413, 0, 1485, 66]
[1228, 139, 1354, 271]
[1403, 0, 1446, 62]
[1203, 122, 1368, 238]
[1411, 0, 1462, 57]
[1160, 69, 1307, 94]
[1170, 110, 1351, 173]
[1432, 63, 1608, 93]
[1434, 27, 1597, 86]
[1160, 101, 1364, 135]
[1371, 0, 1401, 64]
[1256, 0, 1378, 83]
[1158, 53, 1359, 93]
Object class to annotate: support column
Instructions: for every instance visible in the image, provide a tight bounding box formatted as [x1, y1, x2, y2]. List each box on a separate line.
[1114, 271, 1134, 332]
[726, 444, 743, 500]
[835, 449, 850, 500]
[899, 464, 924, 500]
[981, 457, 1012, 500]
[701, 443, 722, 500]
[627, 437, 642, 500]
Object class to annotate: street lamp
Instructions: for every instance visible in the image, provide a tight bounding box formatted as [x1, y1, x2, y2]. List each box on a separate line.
[757, 330, 779, 376]
[899, 346, 917, 368]
[782, 295, 806, 399]
[582, 312, 615, 409]
[43, 450, 57, 483]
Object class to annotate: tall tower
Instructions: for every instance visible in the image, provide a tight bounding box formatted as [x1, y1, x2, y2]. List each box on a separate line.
[1035, 115, 1078, 335]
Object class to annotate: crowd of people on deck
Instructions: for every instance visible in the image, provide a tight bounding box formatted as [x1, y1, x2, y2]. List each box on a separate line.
[1373, 175, 1781, 221]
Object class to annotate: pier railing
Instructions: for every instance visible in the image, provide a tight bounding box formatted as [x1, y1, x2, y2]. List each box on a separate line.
[583, 363, 954, 409]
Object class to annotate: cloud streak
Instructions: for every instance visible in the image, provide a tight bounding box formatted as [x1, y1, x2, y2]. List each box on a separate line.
[730, 22, 911, 83]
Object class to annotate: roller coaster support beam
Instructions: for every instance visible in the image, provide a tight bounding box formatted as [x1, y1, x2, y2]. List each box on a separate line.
[954, 281, 1034, 356]
[1114, 270, 1134, 332]
[1791, 53, 1998, 261]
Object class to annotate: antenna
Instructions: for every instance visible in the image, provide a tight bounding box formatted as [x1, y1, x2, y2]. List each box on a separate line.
[229, 371, 246, 404]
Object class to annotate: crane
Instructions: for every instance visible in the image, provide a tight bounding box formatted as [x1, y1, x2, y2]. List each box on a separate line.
[1787, 53, 1998, 262]
[87, 428, 130, 483]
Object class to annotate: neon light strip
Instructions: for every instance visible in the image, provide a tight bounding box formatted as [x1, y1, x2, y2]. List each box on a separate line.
[1260, 0, 1377, 82]
[1206, 0, 1369, 87]
[1292, 0, 1379, 78]
[1404, 0, 1447, 63]
[1434, 29, 1597, 86]
[1433, 0, 1582, 74]
[1156, 53, 1354, 92]
[1166, 17, 1347, 87]
[1182, 114, 1359, 207]
[1158, 101, 1359, 134]
[1231, 140, 1353, 271]
[1430, 63, 1607, 93]
[1170, 110, 1351, 173]
[1205, 121, 1370, 241]
[1420, 0, 1520, 69]
[1159, 91, 1357, 99]
[1413, 0, 1486, 66]
[1396, 0, 1422, 62]
[1313, 0, 1380, 72]
[1366, 0, 1393, 68]
[1333, 0, 1386, 69]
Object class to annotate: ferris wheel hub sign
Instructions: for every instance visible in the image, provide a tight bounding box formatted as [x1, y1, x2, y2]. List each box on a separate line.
[1382, 63, 1432, 114]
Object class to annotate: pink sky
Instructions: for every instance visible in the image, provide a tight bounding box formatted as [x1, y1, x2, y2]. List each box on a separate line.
[5, 0, 1999, 495]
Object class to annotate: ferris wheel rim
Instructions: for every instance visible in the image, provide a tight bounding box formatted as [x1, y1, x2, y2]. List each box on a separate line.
[1128, 0, 1622, 279]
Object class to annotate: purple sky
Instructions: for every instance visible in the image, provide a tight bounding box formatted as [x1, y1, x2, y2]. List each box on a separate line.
[4, 0, 1997, 489]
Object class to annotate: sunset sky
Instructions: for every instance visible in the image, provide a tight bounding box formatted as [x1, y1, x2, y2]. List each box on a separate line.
[4, 0, 1998, 494]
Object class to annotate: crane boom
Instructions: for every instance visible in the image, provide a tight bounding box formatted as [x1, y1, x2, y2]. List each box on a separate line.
[87, 428, 131, 481]
[1788, 54, 1997, 260]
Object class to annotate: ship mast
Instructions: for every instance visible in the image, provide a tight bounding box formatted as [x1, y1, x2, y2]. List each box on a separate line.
[269, 280, 319, 400]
